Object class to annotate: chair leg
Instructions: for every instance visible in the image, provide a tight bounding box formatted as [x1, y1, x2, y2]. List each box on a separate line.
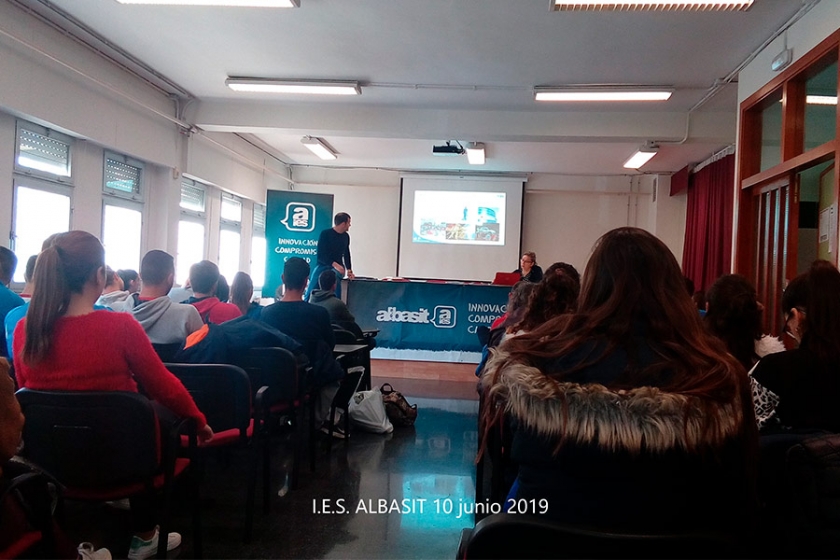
[309, 395, 317, 472]
[244, 443, 258, 543]
[191, 460, 203, 559]
[291, 405, 301, 490]
[343, 405, 351, 444]
[262, 426, 271, 514]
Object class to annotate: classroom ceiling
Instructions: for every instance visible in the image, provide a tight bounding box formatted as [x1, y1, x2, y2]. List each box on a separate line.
[14, 0, 811, 176]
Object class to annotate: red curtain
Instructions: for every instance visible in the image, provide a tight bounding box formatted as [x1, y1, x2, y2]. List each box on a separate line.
[681, 154, 735, 292]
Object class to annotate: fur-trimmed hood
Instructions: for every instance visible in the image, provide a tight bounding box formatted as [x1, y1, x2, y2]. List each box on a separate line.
[483, 347, 745, 454]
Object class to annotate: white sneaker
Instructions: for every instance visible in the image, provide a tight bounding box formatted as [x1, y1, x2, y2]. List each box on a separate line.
[127, 526, 182, 560]
[77, 542, 112, 560]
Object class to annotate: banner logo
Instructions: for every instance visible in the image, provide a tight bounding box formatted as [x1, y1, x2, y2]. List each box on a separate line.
[375, 306, 457, 328]
[431, 305, 456, 328]
[280, 202, 316, 232]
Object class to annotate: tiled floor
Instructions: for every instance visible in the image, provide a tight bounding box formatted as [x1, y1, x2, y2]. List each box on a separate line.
[61, 360, 481, 559]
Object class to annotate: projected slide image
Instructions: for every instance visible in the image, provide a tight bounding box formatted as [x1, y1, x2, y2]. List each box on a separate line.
[413, 190, 505, 245]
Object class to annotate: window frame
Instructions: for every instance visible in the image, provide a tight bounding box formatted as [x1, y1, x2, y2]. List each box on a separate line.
[10, 175, 74, 287]
[251, 203, 267, 290]
[103, 151, 145, 202]
[14, 120, 73, 183]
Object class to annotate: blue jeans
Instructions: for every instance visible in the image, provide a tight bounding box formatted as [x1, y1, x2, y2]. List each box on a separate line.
[305, 264, 343, 301]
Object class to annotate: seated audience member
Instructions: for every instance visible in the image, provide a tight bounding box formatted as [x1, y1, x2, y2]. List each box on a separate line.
[0, 248, 24, 359]
[481, 227, 756, 534]
[95, 267, 131, 309]
[475, 281, 536, 377]
[118, 269, 140, 295]
[185, 261, 241, 324]
[261, 257, 346, 437]
[751, 261, 840, 433]
[17, 256, 36, 302]
[693, 289, 706, 314]
[309, 269, 363, 337]
[514, 251, 543, 283]
[704, 274, 784, 372]
[216, 274, 230, 303]
[122, 250, 203, 344]
[509, 270, 578, 335]
[230, 272, 262, 319]
[543, 261, 581, 287]
[167, 279, 193, 303]
[12, 231, 213, 560]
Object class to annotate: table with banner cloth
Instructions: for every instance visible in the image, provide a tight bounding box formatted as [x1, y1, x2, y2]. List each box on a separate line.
[344, 278, 511, 363]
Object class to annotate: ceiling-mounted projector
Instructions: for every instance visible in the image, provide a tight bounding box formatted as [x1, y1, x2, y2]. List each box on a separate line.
[432, 141, 465, 156]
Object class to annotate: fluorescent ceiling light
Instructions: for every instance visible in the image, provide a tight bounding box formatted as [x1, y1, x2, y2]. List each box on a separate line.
[117, 0, 299, 5]
[535, 87, 672, 102]
[623, 145, 658, 169]
[552, 0, 753, 11]
[226, 78, 360, 95]
[301, 136, 337, 160]
[807, 95, 838, 105]
[466, 142, 486, 165]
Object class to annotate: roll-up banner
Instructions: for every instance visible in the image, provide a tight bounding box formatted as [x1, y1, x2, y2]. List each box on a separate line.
[265, 190, 334, 298]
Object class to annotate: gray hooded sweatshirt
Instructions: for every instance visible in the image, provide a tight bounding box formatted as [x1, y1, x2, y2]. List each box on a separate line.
[129, 296, 204, 344]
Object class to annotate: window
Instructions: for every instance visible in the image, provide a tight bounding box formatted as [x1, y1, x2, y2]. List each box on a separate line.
[177, 179, 207, 284]
[102, 202, 143, 272]
[218, 193, 242, 283]
[12, 180, 71, 283]
[15, 121, 72, 178]
[251, 203, 266, 289]
[101, 152, 144, 271]
[177, 221, 206, 285]
[104, 152, 143, 200]
[180, 180, 206, 214]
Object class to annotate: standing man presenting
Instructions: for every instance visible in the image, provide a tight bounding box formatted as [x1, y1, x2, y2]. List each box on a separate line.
[304, 212, 355, 301]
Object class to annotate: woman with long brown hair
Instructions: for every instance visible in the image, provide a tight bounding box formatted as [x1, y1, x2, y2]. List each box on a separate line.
[13, 231, 213, 560]
[704, 274, 784, 371]
[751, 260, 840, 432]
[481, 227, 756, 534]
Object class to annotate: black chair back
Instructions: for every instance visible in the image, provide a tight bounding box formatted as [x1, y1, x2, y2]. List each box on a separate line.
[236, 347, 300, 407]
[164, 364, 252, 437]
[458, 513, 737, 559]
[152, 342, 184, 363]
[15, 389, 161, 488]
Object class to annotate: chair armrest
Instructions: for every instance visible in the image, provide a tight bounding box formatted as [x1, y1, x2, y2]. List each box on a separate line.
[254, 385, 270, 426]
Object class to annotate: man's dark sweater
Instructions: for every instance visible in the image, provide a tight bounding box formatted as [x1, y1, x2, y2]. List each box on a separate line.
[316, 228, 352, 270]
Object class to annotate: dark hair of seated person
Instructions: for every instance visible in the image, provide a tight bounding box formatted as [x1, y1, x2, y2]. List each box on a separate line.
[512, 272, 577, 333]
[282, 258, 310, 291]
[189, 260, 220, 295]
[704, 274, 763, 370]
[318, 269, 337, 292]
[216, 274, 230, 303]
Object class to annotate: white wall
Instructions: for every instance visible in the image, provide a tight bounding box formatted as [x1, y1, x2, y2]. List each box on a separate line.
[522, 174, 685, 276]
[290, 167, 402, 280]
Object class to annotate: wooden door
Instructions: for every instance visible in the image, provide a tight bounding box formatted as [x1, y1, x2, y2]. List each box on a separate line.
[749, 175, 799, 336]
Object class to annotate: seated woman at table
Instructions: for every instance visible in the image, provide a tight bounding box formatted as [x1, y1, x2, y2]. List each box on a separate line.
[13, 230, 213, 560]
[513, 251, 543, 283]
[481, 227, 756, 534]
[750, 260, 840, 433]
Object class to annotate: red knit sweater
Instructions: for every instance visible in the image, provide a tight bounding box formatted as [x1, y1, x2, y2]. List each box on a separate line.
[13, 311, 206, 428]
